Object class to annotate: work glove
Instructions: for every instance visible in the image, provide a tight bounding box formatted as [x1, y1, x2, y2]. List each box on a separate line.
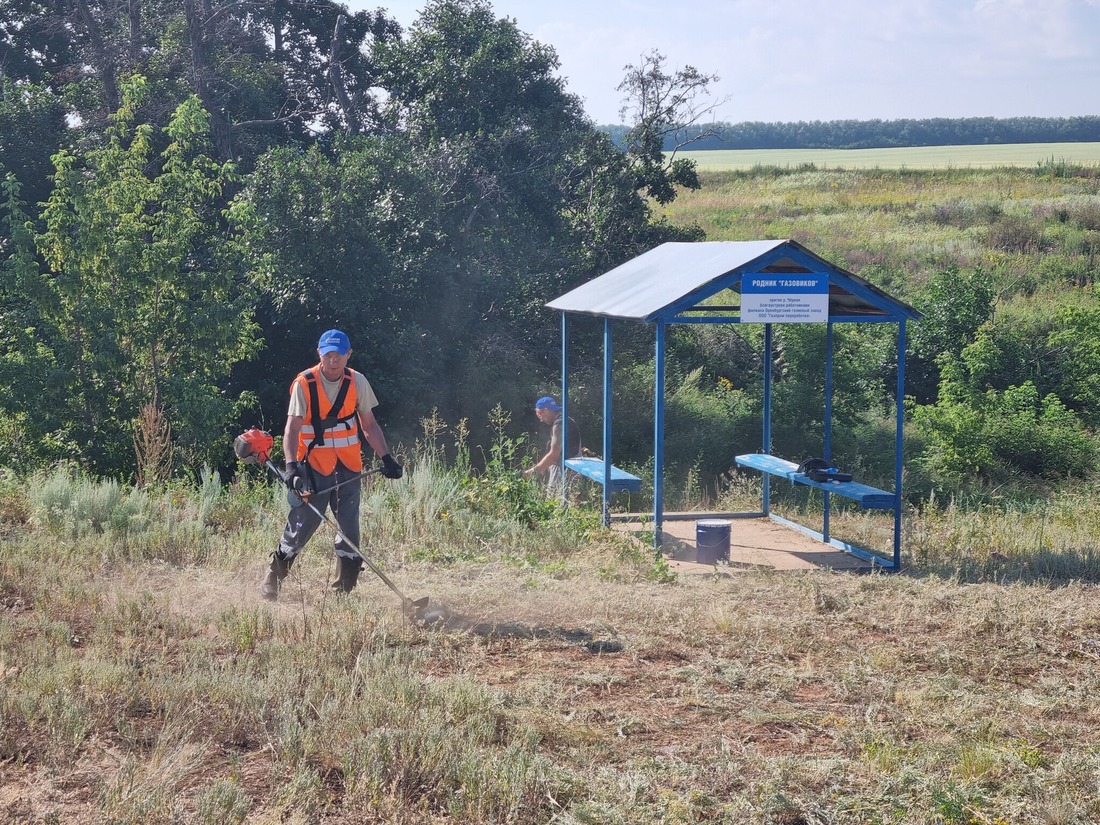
[284, 461, 309, 492]
[380, 453, 403, 480]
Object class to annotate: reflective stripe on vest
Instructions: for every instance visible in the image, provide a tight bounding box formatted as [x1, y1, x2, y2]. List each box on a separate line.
[294, 366, 363, 474]
[298, 425, 358, 448]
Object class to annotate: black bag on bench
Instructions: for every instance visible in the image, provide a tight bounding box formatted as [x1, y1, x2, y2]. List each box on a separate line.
[797, 457, 853, 484]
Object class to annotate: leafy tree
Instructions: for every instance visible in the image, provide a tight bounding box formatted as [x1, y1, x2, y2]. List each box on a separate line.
[229, 0, 708, 452]
[229, 136, 450, 428]
[1, 0, 400, 164]
[0, 1, 75, 87]
[179, 0, 400, 160]
[616, 49, 723, 204]
[1047, 302, 1100, 427]
[2, 0, 715, 473]
[370, 0, 701, 430]
[237, 0, 588, 438]
[378, 0, 592, 288]
[556, 128, 703, 276]
[34, 77, 259, 476]
[913, 343, 1095, 485]
[0, 80, 69, 208]
[908, 265, 995, 403]
[0, 174, 65, 467]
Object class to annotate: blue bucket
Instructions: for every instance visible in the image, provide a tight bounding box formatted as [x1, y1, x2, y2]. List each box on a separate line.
[695, 519, 731, 564]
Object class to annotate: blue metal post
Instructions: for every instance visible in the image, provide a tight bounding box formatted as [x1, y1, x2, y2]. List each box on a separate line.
[824, 320, 834, 458]
[654, 320, 666, 549]
[823, 320, 834, 542]
[602, 318, 613, 527]
[560, 312, 569, 505]
[894, 319, 907, 569]
[762, 323, 773, 516]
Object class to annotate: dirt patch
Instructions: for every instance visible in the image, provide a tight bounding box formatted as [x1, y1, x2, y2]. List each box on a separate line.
[5, 542, 1100, 822]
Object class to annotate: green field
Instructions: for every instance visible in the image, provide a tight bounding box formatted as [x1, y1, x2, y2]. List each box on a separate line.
[679, 141, 1100, 171]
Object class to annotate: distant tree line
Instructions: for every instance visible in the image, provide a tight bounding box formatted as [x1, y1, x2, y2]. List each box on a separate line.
[600, 116, 1100, 151]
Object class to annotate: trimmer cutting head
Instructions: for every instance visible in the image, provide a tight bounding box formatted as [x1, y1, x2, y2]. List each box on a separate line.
[404, 596, 431, 624]
[234, 428, 432, 626]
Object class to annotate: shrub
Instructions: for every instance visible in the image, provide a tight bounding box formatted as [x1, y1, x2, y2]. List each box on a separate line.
[460, 404, 557, 528]
[613, 361, 758, 490]
[926, 198, 1003, 229]
[0, 467, 29, 531]
[913, 379, 1096, 484]
[988, 212, 1044, 253]
[987, 384, 1095, 478]
[28, 466, 148, 538]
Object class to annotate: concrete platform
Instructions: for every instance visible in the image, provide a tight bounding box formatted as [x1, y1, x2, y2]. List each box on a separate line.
[613, 514, 875, 573]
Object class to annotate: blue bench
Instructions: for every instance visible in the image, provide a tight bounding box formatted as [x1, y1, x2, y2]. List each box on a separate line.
[735, 453, 895, 509]
[564, 457, 643, 494]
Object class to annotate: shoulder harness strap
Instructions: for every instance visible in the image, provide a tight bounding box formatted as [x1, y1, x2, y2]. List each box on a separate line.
[304, 368, 358, 452]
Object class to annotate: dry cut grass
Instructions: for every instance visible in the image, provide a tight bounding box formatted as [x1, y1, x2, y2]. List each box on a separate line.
[3, 517, 1100, 824]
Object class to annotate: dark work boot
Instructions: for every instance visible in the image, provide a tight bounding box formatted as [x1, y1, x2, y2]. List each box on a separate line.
[260, 551, 293, 601]
[331, 556, 364, 593]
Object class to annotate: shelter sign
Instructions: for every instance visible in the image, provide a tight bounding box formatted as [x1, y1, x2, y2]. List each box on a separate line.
[740, 273, 829, 323]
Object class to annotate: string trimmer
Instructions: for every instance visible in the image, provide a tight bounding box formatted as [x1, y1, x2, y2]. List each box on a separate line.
[234, 428, 430, 623]
[284, 467, 381, 508]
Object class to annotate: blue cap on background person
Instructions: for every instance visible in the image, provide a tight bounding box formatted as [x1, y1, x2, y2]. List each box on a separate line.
[318, 329, 351, 355]
[535, 396, 561, 411]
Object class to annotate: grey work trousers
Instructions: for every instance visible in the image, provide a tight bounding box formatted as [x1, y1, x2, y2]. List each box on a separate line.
[278, 462, 362, 561]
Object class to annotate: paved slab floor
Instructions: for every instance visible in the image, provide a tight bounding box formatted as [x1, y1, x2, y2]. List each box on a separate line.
[614, 514, 876, 574]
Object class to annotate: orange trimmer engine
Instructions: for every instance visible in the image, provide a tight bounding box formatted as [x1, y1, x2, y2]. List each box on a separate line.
[234, 428, 275, 465]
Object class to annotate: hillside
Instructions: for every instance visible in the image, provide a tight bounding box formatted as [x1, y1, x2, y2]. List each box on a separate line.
[3, 462, 1100, 823]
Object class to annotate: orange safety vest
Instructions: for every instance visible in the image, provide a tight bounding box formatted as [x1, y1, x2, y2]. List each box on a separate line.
[293, 366, 363, 474]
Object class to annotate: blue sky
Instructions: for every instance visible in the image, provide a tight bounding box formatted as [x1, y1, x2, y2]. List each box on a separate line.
[345, 0, 1100, 125]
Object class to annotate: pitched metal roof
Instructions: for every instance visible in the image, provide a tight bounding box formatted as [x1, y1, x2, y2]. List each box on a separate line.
[547, 240, 920, 323]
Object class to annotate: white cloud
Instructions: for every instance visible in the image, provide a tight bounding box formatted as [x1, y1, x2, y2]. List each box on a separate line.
[343, 0, 1100, 122]
[972, 0, 1092, 59]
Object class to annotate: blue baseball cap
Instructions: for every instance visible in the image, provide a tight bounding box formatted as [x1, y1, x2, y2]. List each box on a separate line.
[535, 396, 561, 411]
[318, 329, 351, 355]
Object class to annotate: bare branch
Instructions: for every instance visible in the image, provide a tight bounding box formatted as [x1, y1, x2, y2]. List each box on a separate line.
[327, 13, 361, 136]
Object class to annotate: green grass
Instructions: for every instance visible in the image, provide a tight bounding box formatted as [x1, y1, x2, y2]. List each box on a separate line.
[4, 454, 1100, 823]
[678, 141, 1100, 171]
[650, 164, 1100, 501]
[656, 162, 1100, 311]
[7, 168, 1100, 822]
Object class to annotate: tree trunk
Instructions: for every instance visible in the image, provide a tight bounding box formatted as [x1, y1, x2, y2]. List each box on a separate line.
[71, 0, 120, 114]
[183, 0, 234, 161]
[328, 14, 360, 135]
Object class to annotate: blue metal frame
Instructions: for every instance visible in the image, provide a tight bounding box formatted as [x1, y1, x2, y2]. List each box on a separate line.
[762, 323, 773, 516]
[553, 240, 917, 569]
[654, 319, 666, 537]
[823, 320, 834, 543]
[602, 318, 613, 526]
[894, 320, 907, 567]
[560, 312, 569, 506]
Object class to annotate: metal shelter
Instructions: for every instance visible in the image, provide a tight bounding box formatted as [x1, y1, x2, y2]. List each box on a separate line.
[546, 239, 922, 570]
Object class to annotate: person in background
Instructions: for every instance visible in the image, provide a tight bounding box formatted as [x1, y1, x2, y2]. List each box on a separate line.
[524, 395, 581, 495]
[260, 329, 403, 600]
